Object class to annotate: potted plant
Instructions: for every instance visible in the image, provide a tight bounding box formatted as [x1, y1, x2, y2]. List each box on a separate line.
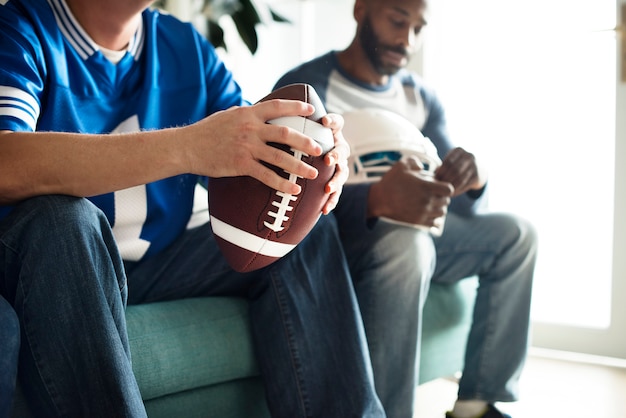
[153, 0, 290, 54]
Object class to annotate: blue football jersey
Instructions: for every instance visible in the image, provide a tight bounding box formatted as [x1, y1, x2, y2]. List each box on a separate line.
[0, 0, 246, 261]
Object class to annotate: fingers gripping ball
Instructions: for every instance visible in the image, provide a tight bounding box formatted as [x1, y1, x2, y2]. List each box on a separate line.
[208, 84, 336, 273]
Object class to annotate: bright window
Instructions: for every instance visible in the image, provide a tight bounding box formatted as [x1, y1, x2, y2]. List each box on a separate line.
[422, 0, 616, 328]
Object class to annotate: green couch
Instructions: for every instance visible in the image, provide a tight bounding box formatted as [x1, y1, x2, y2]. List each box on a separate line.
[11, 279, 477, 417]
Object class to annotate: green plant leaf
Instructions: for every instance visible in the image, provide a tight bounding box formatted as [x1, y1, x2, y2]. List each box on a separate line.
[230, 0, 261, 53]
[206, 20, 227, 51]
[269, 7, 290, 23]
[159, 0, 292, 55]
[231, 16, 258, 54]
[238, 0, 262, 24]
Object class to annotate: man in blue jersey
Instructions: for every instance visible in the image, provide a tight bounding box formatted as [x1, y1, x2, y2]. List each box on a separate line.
[0, 0, 386, 417]
[274, 0, 538, 417]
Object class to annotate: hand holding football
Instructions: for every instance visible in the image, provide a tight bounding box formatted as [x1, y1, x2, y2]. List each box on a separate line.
[208, 84, 335, 273]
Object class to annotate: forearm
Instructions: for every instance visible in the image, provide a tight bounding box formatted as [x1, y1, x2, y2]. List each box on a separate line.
[0, 128, 188, 205]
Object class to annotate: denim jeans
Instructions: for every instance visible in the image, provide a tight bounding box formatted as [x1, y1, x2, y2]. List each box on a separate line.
[0, 196, 144, 417]
[340, 211, 537, 418]
[124, 210, 385, 417]
[0, 295, 19, 417]
[0, 195, 385, 418]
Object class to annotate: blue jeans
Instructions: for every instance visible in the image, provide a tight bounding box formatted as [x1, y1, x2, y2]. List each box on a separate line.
[0, 196, 144, 417]
[0, 195, 385, 418]
[339, 211, 537, 418]
[0, 295, 19, 417]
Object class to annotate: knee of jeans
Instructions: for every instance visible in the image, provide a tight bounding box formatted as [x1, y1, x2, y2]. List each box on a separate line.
[13, 196, 110, 242]
[372, 225, 436, 283]
[518, 216, 539, 256]
[4, 196, 119, 280]
[494, 213, 539, 258]
[414, 228, 437, 264]
[3, 196, 127, 307]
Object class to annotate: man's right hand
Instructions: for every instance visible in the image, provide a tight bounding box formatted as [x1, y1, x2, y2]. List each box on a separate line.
[367, 158, 454, 228]
[184, 99, 323, 197]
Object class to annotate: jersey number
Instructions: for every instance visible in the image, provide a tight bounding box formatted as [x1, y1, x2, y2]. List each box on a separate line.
[110, 116, 151, 261]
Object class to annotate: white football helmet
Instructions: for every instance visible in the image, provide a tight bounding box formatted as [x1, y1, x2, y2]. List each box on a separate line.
[342, 108, 441, 185]
[341, 108, 445, 235]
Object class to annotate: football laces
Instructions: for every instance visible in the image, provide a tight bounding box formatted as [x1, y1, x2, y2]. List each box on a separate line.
[264, 148, 306, 232]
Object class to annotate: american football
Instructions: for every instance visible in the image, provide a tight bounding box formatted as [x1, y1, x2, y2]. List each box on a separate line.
[208, 84, 335, 273]
[341, 107, 445, 235]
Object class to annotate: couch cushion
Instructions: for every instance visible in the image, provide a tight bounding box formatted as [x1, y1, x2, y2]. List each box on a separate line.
[126, 297, 260, 401]
[144, 377, 270, 418]
[419, 278, 478, 383]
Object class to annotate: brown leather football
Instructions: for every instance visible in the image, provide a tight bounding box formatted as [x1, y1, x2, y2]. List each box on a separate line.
[208, 84, 335, 272]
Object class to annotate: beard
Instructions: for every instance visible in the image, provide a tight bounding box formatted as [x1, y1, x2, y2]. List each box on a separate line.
[359, 15, 410, 76]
